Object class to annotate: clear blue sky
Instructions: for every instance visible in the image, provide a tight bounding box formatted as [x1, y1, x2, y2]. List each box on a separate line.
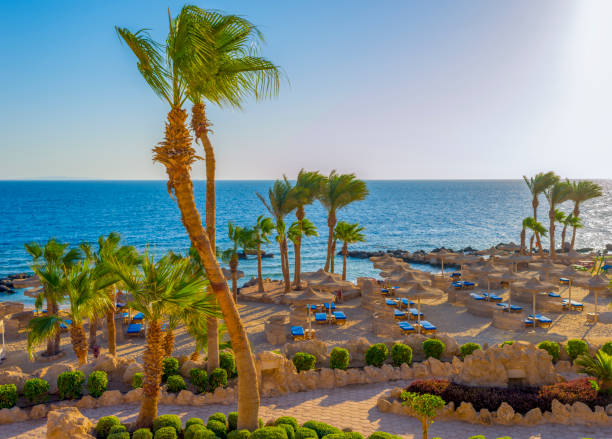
[1, 0, 611, 180]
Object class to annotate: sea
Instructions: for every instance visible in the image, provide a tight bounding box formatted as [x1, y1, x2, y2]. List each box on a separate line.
[1, 180, 610, 305]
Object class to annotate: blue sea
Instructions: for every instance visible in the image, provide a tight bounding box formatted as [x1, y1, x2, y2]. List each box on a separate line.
[1, 180, 610, 305]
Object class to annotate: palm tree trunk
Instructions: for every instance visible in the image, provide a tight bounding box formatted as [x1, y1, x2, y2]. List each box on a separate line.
[134, 319, 163, 429]
[294, 206, 304, 289]
[257, 244, 264, 293]
[324, 211, 336, 272]
[561, 224, 568, 252]
[279, 237, 291, 293]
[89, 317, 97, 348]
[549, 209, 556, 257]
[230, 257, 238, 302]
[533, 198, 544, 256]
[45, 293, 55, 357]
[529, 234, 534, 255]
[106, 287, 117, 356]
[570, 203, 580, 251]
[330, 238, 337, 273]
[342, 243, 348, 281]
[70, 323, 88, 366]
[162, 329, 174, 357]
[520, 228, 526, 254]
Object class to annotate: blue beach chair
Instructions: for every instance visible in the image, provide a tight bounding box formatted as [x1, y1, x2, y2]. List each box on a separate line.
[314, 312, 328, 324]
[409, 308, 424, 320]
[562, 299, 584, 311]
[397, 321, 415, 333]
[394, 309, 406, 320]
[324, 302, 336, 311]
[385, 299, 398, 307]
[60, 319, 73, 330]
[418, 320, 437, 334]
[497, 303, 522, 312]
[463, 281, 475, 289]
[332, 311, 347, 325]
[126, 323, 143, 336]
[548, 292, 561, 298]
[470, 293, 485, 301]
[290, 326, 305, 340]
[483, 292, 503, 302]
[132, 312, 144, 322]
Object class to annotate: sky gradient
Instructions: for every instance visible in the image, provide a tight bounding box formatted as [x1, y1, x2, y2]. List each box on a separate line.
[1, 0, 611, 180]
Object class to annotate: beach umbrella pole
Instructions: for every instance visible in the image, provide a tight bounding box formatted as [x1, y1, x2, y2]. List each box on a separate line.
[308, 304, 311, 337]
[417, 297, 421, 333]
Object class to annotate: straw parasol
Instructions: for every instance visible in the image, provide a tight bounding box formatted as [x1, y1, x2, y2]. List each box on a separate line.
[379, 265, 413, 279]
[575, 274, 610, 316]
[534, 259, 565, 281]
[307, 272, 354, 291]
[391, 271, 432, 287]
[452, 254, 481, 273]
[289, 287, 335, 333]
[554, 266, 587, 305]
[499, 254, 533, 272]
[490, 269, 520, 308]
[301, 269, 341, 282]
[516, 277, 557, 323]
[559, 250, 590, 264]
[222, 267, 244, 280]
[425, 249, 457, 275]
[397, 282, 443, 332]
[475, 263, 504, 292]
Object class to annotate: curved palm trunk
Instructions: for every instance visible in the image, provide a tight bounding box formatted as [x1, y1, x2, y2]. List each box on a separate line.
[341, 242, 348, 281]
[191, 103, 219, 373]
[561, 224, 568, 252]
[161, 106, 260, 429]
[294, 206, 304, 289]
[70, 323, 88, 365]
[257, 244, 264, 293]
[230, 257, 238, 302]
[324, 211, 336, 272]
[570, 203, 580, 251]
[549, 208, 556, 257]
[162, 329, 175, 357]
[135, 319, 163, 428]
[330, 238, 337, 273]
[532, 198, 544, 256]
[520, 228, 526, 255]
[282, 237, 291, 292]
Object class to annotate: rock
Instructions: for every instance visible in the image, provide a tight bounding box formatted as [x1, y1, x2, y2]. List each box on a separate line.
[29, 404, 49, 419]
[435, 334, 460, 358]
[592, 406, 608, 425]
[175, 390, 195, 405]
[297, 370, 318, 391]
[478, 408, 493, 425]
[123, 388, 143, 404]
[333, 369, 349, 387]
[179, 359, 203, 379]
[0, 406, 28, 425]
[0, 366, 30, 392]
[79, 354, 136, 383]
[47, 407, 95, 439]
[76, 395, 98, 409]
[192, 394, 208, 405]
[400, 363, 413, 380]
[424, 358, 449, 378]
[317, 368, 336, 389]
[97, 390, 123, 407]
[256, 351, 299, 396]
[38, 363, 74, 394]
[523, 407, 543, 425]
[412, 363, 429, 378]
[551, 399, 571, 424]
[456, 402, 477, 423]
[377, 397, 392, 412]
[570, 401, 594, 424]
[282, 339, 329, 363]
[122, 362, 143, 385]
[340, 337, 371, 367]
[363, 366, 386, 383]
[346, 368, 367, 385]
[402, 334, 429, 358]
[495, 402, 515, 425]
[159, 391, 176, 405]
[606, 404, 612, 416]
[554, 360, 573, 374]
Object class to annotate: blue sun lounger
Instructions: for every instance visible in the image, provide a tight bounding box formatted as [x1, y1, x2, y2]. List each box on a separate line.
[290, 326, 305, 340]
[562, 299, 584, 311]
[307, 304, 318, 311]
[451, 281, 463, 289]
[602, 264, 611, 272]
[126, 323, 143, 336]
[60, 319, 73, 330]
[397, 321, 415, 333]
[394, 309, 406, 320]
[400, 298, 415, 308]
[418, 320, 437, 334]
[483, 293, 503, 302]
[385, 299, 398, 306]
[332, 311, 346, 325]
[470, 293, 485, 301]
[324, 302, 336, 310]
[548, 292, 561, 298]
[463, 281, 475, 289]
[132, 312, 144, 322]
[451, 272, 461, 278]
[409, 308, 424, 320]
[559, 278, 569, 285]
[381, 288, 390, 295]
[497, 303, 522, 312]
[315, 312, 328, 323]
[528, 314, 553, 327]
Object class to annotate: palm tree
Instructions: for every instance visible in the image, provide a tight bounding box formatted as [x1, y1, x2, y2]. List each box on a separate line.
[552, 209, 566, 252]
[575, 350, 612, 393]
[252, 215, 275, 293]
[24, 239, 81, 356]
[222, 223, 255, 301]
[560, 214, 581, 252]
[288, 218, 318, 281]
[523, 172, 558, 256]
[567, 180, 603, 251]
[288, 170, 324, 289]
[109, 250, 217, 428]
[257, 178, 296, 293]
[78, 242, 99, 348]
[544, 181, 571, 257]
[319, 171, 369, 272]
[334, 221, 365, 281]
[117, 6, 272, 429]
[520, 217, 547, 255]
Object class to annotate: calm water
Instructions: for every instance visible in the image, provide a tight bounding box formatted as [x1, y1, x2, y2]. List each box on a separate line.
[1, 180, 610, 304]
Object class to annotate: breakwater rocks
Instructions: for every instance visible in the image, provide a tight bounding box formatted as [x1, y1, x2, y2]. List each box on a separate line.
[0, 273, 38, 294]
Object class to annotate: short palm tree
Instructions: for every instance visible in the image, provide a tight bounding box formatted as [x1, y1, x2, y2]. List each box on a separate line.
[544, 181, 571, 257]
[24, 239, 81, 356]
[561, 214, 581, 252]
[222, 223, 255, 301]
[288, 170, 324, 289]
[109, 250, 217, 428]
[319, 171, 368, 273]
[575, 350, 612, 393]
[252, 215, 275, 293]
[334, 221, 365, 280]
[567, 180, 603, 251]
[520, 217, 547, 255]
[523, 172, 558, 255]
[288, 218, 318, 281]
[257, 178, 296, 292]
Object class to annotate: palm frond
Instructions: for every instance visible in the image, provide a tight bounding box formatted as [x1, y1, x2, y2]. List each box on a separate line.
[27, 316, 62, 360]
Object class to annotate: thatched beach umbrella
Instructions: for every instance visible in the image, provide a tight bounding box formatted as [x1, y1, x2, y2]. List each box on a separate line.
[452, 254, 481, 273]
[534, 259, 565, 281]
[309, 272, 354, 292]
[517, 277, 556, 323]
[554, 266, 587, 305]
[575, 274, 610, 316]
[471, 263, 503, 292]
[301, 269, 341, 282]
[559, 249, 590, 265]
[379, 265, 413, 279]
[425, 250, 457, 275]
[391, 271, 432, 287]
[397, 283, 443, 332]
[490, 269, 521, 308]
[500, 254, 533, 272]
[289, 287, 335, 333]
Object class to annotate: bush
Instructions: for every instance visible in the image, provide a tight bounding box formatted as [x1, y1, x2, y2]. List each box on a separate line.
[292, 352, 317, 372]
[275, 416, 299, 431]
[132, 372, 144, 389]
[566, 339, 589, 361]
[57, 370, 85, 400]
[228, 412, 238, 431]
[459, 343, 481, 359]
[209, 368, 228, 390]
[391, 343, 412, 366]
[365, 343, 388, 367]
[133, 429, 154, 439]
[250, 427, 288, 439]
[154, 426, 178, 439]
[330, 347, 350, 370]
[301, 421, 341, 439]
[537, 341, 561, 362]
[0, 384, 17, 409]
[109, 425, 127, 434]
[95, 416, 122, 439]
[208, 412, 227, 425]
[153, 414, 182, 434]
[186, 418, 205, 429]
[24, 378, 49, 403]
[601, 341, 612, 356]
[185, 425, 216, 439]
[162, 357, 180, 381]
[468, 436, 486, 439]
[295, 427, 317, 439]
[228, 430, 251, 439]
[277, 424, 295, 439]
[366, 433, 402, 439]
[166, 374, 186, 393]
[190, 368, 208, 393]
[423, 339, 445, 360]
[108, 433, 130, 439]
[325, 434, 364, 439]
[87, 371, 108, 398]
[500, 341, 514, 347]
[207, 419, 228, 439]
[220, 351, 237, 378]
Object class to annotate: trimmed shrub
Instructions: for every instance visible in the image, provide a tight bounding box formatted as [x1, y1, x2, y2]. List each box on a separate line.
[566, 339, 589, 361]
[108, 433, 130, 439]
[162, 357, 180, 381]
[292, 352, 317, 372]
[275, 416, 299, 431]
[468, 436, 486, 439]
[153, 414, 182, 434]
[133, 429, 154, 439]
[166, 374, 186, 393]
[423, 339, 445, 360]
[186, 418, 205, 429]
[95, 416, 122, 439]
[301, 421, 341, 438]
[109, 425, 127, 434]
[24, 378, 49, 403]
[295, 427, 318, 439]
[87, 370, 108, 398]
[154, 426, 178, 439]
[209, 368, 228, 390]
[228, 412, 238, 431]
[278, 424, 295, 439]
[220, 351, 237, 378]
[185, 425, 216, 439]
[250, 427, 288, 439]
[228, 430, 251, 439]
[537, 341, 561, 362]
[601, 341, 612, 356]
[391, 343, 412, 366]
[365, 343, 388, 367]
[366, 433, 402, 439]
[500, 341, 514, 347]
[459, 343, 481, 359]
[132, 372, 144, 389]
[208, 412, 227, 425]
[190, 368, 208, 394]
[0, 384, 17, 409]
[330, 347, 350, 370]
[57, 370, 85, 400]
[207, 419, 228, 439]
[325, 434, 364, 439]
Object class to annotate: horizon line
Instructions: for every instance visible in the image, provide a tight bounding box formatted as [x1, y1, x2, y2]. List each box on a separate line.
[1, 177, 611, 182]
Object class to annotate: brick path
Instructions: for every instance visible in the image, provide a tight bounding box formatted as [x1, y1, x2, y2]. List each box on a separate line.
[1, 381, 608, 439]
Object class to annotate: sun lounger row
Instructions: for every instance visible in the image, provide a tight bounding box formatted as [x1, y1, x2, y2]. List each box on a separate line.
[452, 281, 475, 289]
[397, 320, 437, 334]
[525, 314, 553, 328]
[562, 299, 583, 311]
[470, 292, 503, 302]
[393, 308, 424, 320]
[496, 302, 522, 312]
[314, 311, 346, 325]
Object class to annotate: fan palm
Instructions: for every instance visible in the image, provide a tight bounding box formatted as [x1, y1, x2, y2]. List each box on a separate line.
[334, 221, 365, 281]
[257, 178, 296, 292]
[523, 172, 558, 255]
[567, 180, 603, 251]
[252, 215, 275, 293]
[24, 239, 82, 356]
[544, 181, 571, 257]
[575, 350, 612, 393]
[520, 217, 547, 255]
[288, 170, 324, 289]
[288, 218, 318, 281]
[116, 6, 268, 428]
[222, 223, 255, 301]
[319, 171, 368, 272]
[560, 214, 581, 253]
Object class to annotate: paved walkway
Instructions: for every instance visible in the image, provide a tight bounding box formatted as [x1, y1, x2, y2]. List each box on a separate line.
[0, 381, 608, 439]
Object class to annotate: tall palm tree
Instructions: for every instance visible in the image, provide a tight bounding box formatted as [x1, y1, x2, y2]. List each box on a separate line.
[109, 250, 217, 428]
[78, 242, 99, 348]
[257, 178, 296, 292]
[523, 172, 558, 256]
[222, 223, 255, 301]
[288, 218, 318, 281]
[319, 171, 369, 272]
[567, 180, 603, 251]
[561, 214, 581, 252]
[252, 215, 275, 293]
[520, 217, 547, 255]
[116, 6, 275, 429]
[24, 239, 81, 356]
[334, 221, 365, 281]
[544, 181, 571, 257]
[174, 7, 280, 375]
[288, 170, 324, 289]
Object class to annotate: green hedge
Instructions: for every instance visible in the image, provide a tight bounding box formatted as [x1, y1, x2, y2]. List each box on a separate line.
[185, 425, 216, 439]
[423, 339, 445, 360]
[365, 344, 388, 367]
[330, 347, 350, 370]
[366, 433, 402, 439]
[186, 418, 205, 429]
[209, 368, 228, 390]
[228, 412, 238, 431]
[132, 372, 144, 389]
[58, 370, 85, 400]
[228, 430, 252, 439]
[390, 343, 412, 366]
[108, 433, 130, 439]
[601, 341, 612, 355]
[133, 429, 153, 439]
[23, 378, 49, 404]
[190, 368, 208, 393]
[301, 421, 341, 438]
[220, 351, 237, 378]
[87, 371, 108, 398]
[162, 357, 180, 381]
[459, 343, 481, 359]
[95, 415, 121, 439]
[566, 339, 589, 361]
[537, 341, 560, 362]
[207, 419, 228, 439]
[293, 352, 317, 372]
[154, 426, 178, 439]
[153, 414, 182, 434]
[295, 427, 317, 439]
[166, 374, 186, 393]
[208, 412, 227, 425]
[275, 416, 299, 431]
[250, 427, 288, 439]
[0, 383, 17, 409]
